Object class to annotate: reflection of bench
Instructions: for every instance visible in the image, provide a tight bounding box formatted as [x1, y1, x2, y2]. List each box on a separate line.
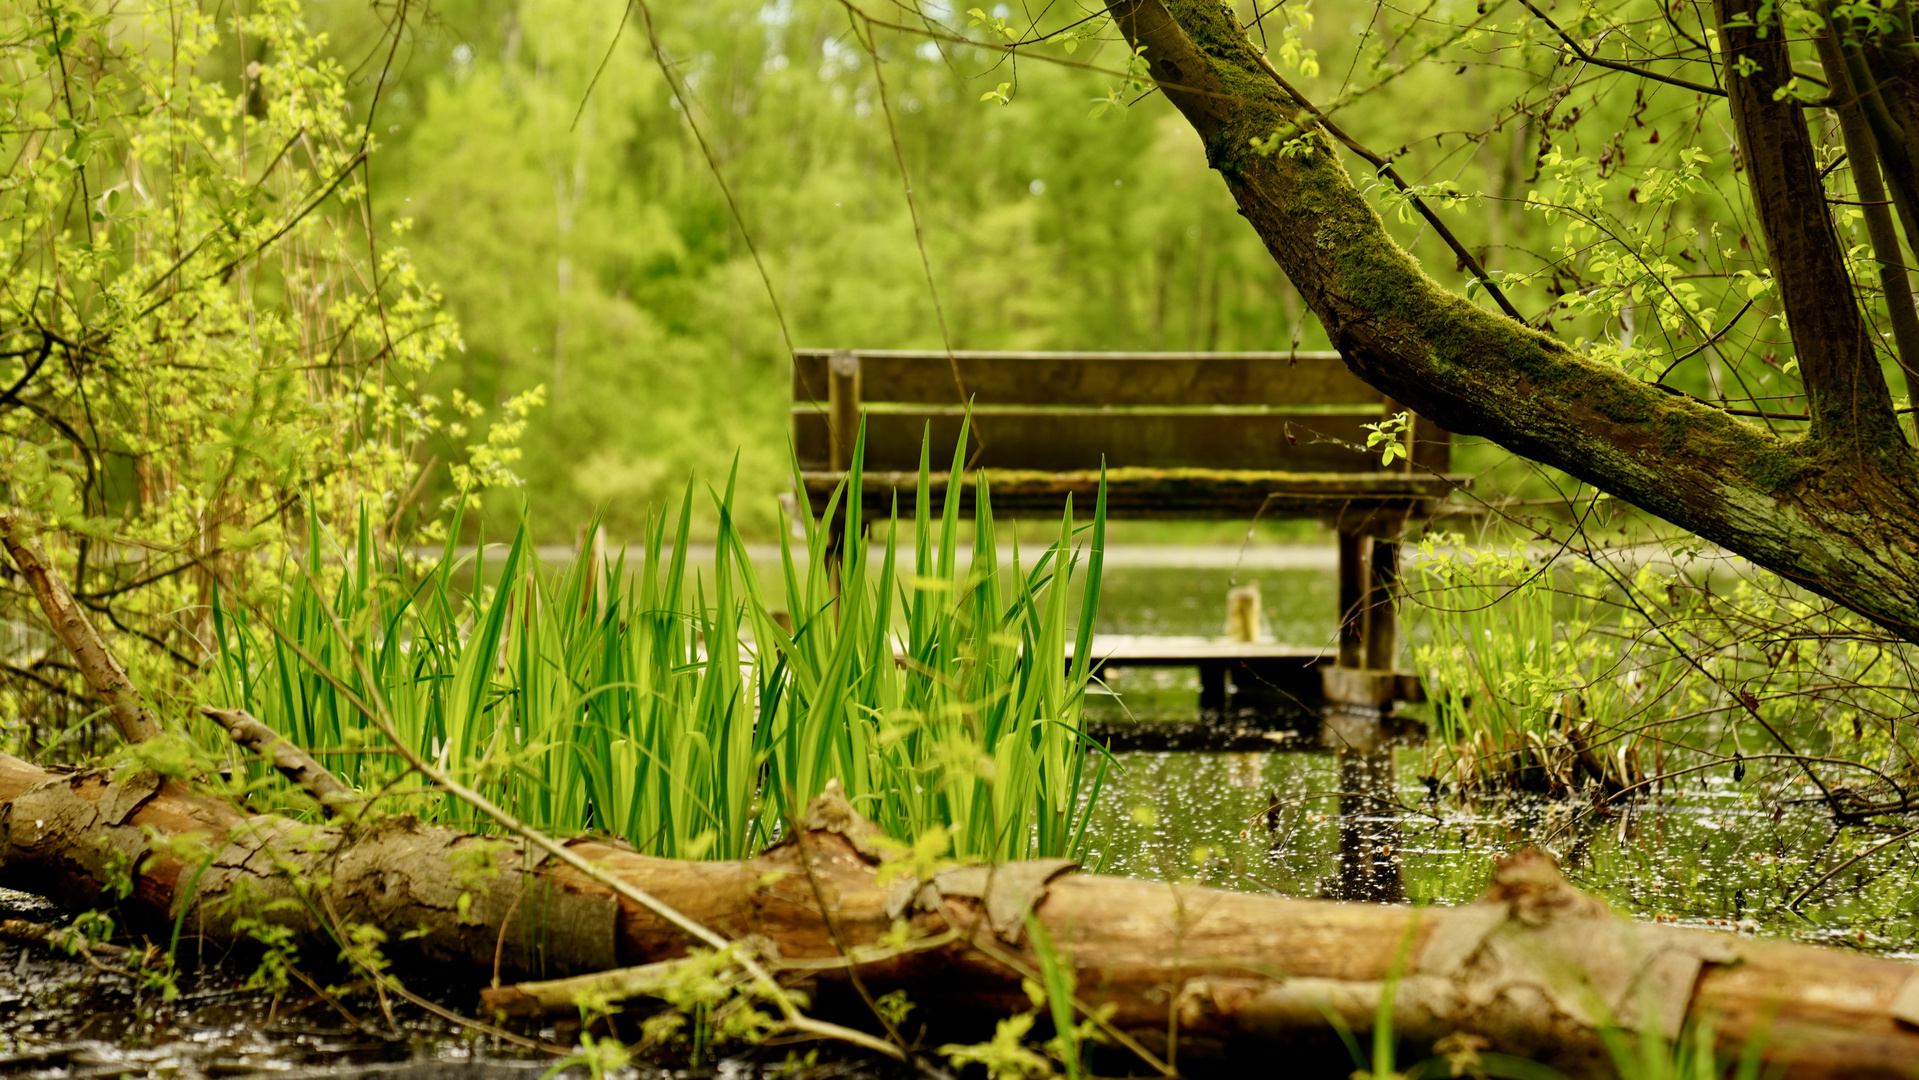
[792, 349, 1469, 709]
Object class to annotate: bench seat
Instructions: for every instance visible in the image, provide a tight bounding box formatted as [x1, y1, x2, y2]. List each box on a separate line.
[801, 467, 1468, 520]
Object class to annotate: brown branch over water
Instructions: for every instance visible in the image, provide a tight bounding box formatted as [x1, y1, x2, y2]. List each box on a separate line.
[1102, 0, 1919, 642]
[198, 705, 363, 818]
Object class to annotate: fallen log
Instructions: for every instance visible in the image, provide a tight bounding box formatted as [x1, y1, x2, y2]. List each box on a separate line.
[3, 751, 1917, 1078]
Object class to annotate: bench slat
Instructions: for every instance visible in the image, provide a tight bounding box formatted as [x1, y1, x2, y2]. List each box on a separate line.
[799, 469, 1467, 521]
[793, 407, 1381, 471]
[792, 349, 1373, 406]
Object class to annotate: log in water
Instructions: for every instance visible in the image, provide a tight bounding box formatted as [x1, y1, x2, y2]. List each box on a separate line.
[2, 751, 1916, 1078]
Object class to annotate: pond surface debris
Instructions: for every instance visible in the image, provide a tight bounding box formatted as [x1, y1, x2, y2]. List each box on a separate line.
[0, 889, 907, 1080]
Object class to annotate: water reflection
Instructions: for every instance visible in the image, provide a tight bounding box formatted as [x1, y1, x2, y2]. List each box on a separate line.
[1080, 728, 1919, 955]
[1076, 559, 1919, 954]
[1321, 709, 1406, 903]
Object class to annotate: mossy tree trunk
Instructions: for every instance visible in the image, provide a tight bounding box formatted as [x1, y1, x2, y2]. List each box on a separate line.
[1103, 0, 1919, 643]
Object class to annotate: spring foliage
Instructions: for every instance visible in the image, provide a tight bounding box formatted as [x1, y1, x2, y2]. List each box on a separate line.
[1, 0, 530, 739]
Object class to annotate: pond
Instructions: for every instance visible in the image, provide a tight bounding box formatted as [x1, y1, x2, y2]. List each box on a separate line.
[4, 544, 1915, 1080]
[1080, 551, 1919, 959]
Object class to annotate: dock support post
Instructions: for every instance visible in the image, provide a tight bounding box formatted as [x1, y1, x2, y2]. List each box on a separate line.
[827, 349, 860, 473]
[1325, 519, 1411, 710]
[1336, 530, 1366, 669]
[1362, 539, 1399, 671]
[1199, 662, 1227, 713]
[825, 349, 860, 601]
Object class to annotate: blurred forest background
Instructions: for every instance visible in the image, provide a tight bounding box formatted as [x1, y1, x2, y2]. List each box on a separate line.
[8, 0, 1834, 551]
[321, 0, 1611, 540]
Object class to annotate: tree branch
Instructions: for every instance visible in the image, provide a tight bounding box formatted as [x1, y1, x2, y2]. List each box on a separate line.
[0, 514, 160, 743]
[198, 705, 363, 817]
[1715, 0, 1906, 457]
[1103, 0, 1919, 641]
[1514, 0, 1726, 97]
[1812, 16, 1919, 400]
[1243, 52, 1526, 323]
[1838, 24, 1919, 261]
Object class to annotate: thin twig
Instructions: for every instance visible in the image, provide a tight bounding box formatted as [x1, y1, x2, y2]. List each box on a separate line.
[1787, 825, 1919, 910]
[1246, 52, 1527, 323]
[572, 0, 635, 132]
[0, 917, 137, 969]
[845, 7, 973, 439]
[1514, 0, 1725, 97]
[198, 705, 364, 817]
[1656, 296, 1756, 381]
[632, 0, 798, 365]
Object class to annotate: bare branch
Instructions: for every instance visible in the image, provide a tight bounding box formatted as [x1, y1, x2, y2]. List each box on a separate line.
[198, 705, 363, 817]
[1515, 0, 1727, 97]
[0, 513, 160, 743]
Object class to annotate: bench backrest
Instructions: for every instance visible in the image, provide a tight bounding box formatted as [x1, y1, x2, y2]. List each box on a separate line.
[791, 349, 1449, 475]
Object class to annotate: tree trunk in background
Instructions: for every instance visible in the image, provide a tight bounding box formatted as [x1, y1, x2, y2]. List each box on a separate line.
[4, 753, 1917, 1077]
[1102, 0, 1919, 644]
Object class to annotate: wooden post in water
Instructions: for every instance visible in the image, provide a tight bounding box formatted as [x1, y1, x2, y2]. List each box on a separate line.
[1363, 538, 1400, 671]
[1225, 583, 1263, 644]
[1336, 530, 1367, 669]
[1204, 583, 1264, 714]
[827, 349, 860, 473]
[1326, 509, 1413, 708]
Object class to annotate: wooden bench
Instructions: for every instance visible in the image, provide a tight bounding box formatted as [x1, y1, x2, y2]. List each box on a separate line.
[792, 349, 1470, 710]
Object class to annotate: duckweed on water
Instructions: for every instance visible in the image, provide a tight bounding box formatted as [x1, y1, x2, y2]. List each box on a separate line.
[1076, 744, 1919, 956]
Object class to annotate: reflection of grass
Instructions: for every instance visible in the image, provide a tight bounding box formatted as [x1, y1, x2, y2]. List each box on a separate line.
[206, 427, 1107, 862]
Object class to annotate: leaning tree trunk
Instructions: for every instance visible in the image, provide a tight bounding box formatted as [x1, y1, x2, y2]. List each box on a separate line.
[1100, 0, 1919, 644]
[4, 753, 1917, 1077]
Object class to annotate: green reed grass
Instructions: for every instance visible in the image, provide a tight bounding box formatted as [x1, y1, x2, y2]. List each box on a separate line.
[204, 426, 1107, 863]
[1402, 538, 1644, 791]
[1405, 542, 1623, 747]
[1402, 533, 1919, 805]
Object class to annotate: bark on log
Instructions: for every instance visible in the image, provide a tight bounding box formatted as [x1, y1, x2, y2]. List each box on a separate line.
[3, 751, 1917, 1077]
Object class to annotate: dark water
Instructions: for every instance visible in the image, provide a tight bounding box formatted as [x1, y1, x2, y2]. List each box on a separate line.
[0, 882, 903, 1079]
[1079, 558, 1919, 958]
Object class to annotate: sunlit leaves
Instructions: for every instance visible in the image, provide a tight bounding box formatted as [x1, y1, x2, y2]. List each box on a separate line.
[1362, 410, 1412, 467]
[0, 0, 538, 719]
[1271, 2, 1321, 78]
